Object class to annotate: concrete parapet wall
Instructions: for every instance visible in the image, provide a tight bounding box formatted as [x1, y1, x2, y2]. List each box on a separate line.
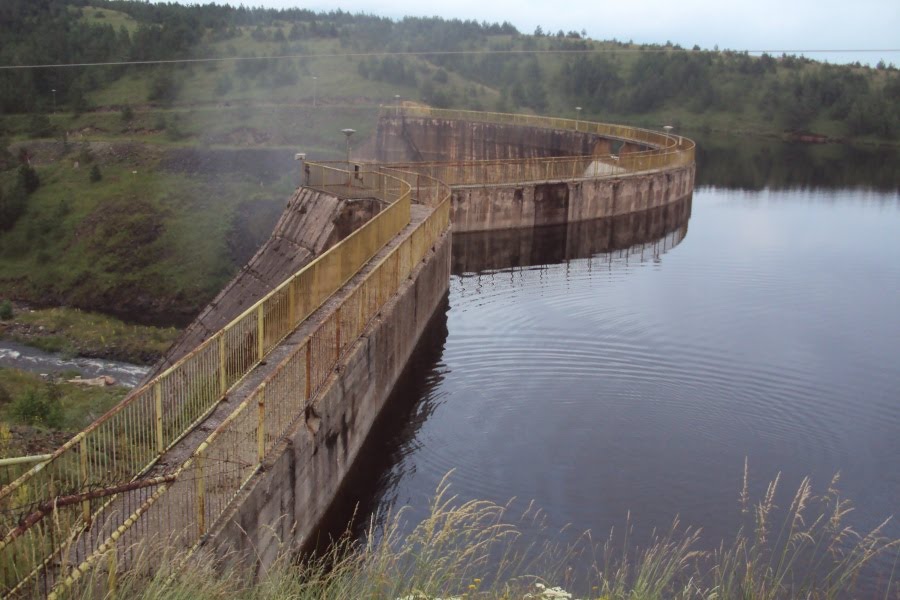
[450, 165, 695, 232]
[375, 116, 647, 163]
[206, 228, 451, 573]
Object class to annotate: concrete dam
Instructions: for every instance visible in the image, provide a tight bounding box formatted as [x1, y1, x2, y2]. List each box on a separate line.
[0, 107, 694, 598]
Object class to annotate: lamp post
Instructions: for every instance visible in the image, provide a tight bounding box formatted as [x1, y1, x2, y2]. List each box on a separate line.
[341, 128, 355, 186]
[394, 94, 401, 105]
[294, 152, 306, 186]
[312, 76, 318, 107]
[663, 125, 673, 156]
[575, 106, 582, 131]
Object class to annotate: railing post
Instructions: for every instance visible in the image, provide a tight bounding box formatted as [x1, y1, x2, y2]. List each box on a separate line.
[154, 383, 164, 455]
[335, 308, 342, 361]
[305, 338, 312, 400]
[80, 437, 91, 526]
[289, 280, 296, 327]
[218, 335, 226, 396]
[257, 384, 267, 463]
[257, 304, 265, 361]
[195, 450, 206, 538]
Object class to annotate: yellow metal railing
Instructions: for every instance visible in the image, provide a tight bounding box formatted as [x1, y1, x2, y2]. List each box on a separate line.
[44, 170, 451, 599]
[379, 106, 695, 186]
[0, 163, 413, 597]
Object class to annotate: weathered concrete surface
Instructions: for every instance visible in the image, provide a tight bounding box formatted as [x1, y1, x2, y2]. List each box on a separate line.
[143, 188, 380, 382]
[375, 115, 693, 232]
[452, 195, 692, 274]
[205, 223, 452, 572]
[450, 166, 695, 232]
[375, 116, 651, 163]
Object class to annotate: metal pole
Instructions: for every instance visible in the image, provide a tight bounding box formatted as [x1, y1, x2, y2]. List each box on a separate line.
[312, 76, 317, 107]
[663, 125, 673, 157]
[575, 106, 582, 131]
[341, 128, 355, 187]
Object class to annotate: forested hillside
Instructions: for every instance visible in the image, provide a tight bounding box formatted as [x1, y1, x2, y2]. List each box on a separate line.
[0, 0, 898, 323]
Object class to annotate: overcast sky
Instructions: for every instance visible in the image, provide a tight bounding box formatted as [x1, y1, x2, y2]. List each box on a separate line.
[237, 0, 900, 66]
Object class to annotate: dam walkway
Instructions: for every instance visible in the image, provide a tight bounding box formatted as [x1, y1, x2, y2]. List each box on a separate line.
[0, 107, 694, 598]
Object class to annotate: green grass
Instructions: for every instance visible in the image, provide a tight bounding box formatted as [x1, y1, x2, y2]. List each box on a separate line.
[0, 367, 126, 444]
[1, 305, 178, 364]
[0, 148, 295, 324]
[63, 471, 900, 600]
[75, 6, 139, 34]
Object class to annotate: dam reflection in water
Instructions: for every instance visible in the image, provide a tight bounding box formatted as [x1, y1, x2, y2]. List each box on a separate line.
[314, 197, 693, 543]
[315, 182, 900, 590]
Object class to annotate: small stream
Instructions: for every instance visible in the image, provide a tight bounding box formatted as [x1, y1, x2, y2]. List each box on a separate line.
[0, 340, 149, 388]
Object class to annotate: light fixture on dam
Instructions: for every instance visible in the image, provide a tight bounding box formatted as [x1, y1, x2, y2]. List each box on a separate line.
[663, 125, 674, 154]
[294, 152, 307, 185]
[341, 128, 356, 185]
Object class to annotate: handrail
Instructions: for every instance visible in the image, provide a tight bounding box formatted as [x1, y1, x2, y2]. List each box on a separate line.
[0, 163, 413, 597]
[44, 169, 452, 599]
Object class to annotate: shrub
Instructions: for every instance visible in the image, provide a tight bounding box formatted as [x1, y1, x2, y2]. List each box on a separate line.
[89, 164, 102, 182]
[0, 299, 12, 320]
[27, 114, 55, 138]
[120, 105, 134, 122]
[17, 164, 40, 194]
[0, 184, 28, 231]
[12, 386, 62, 428]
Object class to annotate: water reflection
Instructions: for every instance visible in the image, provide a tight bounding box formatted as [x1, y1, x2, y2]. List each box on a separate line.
[453, 196, 691, 274]
[313, 200, 694, 548]
[693, 133, 900, 191]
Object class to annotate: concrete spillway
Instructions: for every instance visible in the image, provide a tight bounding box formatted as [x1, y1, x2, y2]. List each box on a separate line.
[143, 188, 381, 383]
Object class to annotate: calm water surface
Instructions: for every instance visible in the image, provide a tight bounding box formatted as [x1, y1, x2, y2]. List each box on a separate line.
[327, 138, 900, 586]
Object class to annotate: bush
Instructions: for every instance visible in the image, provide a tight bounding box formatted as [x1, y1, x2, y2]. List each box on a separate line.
[27, 114, 55, 138]
[89, 164, 102, 182]
[17, 164, 40, 194]
[0, 183, 28, 231]
[0, 299, 12, 320]
[12, 386, 63, 428]
[120, 105, 134, 122]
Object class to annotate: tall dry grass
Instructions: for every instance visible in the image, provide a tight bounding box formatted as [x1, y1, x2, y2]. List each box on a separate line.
[63, 467, 898, 600]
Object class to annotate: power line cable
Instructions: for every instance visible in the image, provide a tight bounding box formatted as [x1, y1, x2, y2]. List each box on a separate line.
[0, 47, 897, 70]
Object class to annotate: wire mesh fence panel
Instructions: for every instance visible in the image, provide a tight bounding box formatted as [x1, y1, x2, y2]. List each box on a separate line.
[221, 312, 259, 392]
[262, 287, 291, 354]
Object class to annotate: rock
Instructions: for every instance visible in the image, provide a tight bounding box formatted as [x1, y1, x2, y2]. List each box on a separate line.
[67, 375, 117, 387]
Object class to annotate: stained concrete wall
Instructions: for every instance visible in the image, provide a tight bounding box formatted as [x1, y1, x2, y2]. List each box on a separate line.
[452, 195, 692, 274]
[205, 226, 451, 572]
[450, 165, 695, 232]
[374, 115, 693, 232]
[375, 116, 650, 163]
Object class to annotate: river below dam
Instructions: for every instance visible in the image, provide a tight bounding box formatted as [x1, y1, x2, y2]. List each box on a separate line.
[0, 340, 149, 388]
[319, 136, 900, 589]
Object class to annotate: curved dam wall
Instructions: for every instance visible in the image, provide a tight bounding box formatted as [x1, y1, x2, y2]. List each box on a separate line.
[375, 115, 649, 163]
[375, 115, 695, 232]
